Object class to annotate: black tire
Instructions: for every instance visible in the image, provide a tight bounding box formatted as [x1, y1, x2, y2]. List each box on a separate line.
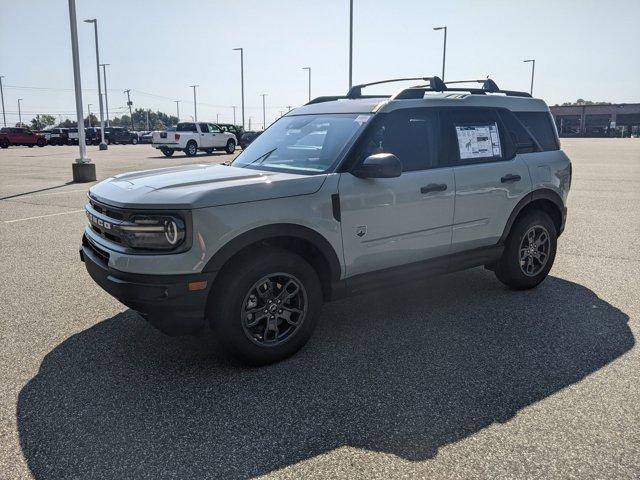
[131, 137, 138, 145]
[205, 148, 214, 155]
[93, 139, 100, 146]
[36, 138, 46, 147]
[0, 139, 9, 149]
[225, 139, 236, 154]
[209, 248, 323, 365]
[160, 147, 174, 157]
[495, 210, 557, 290]
[184, 140, 198, 157]
[27, 144, 34, 148]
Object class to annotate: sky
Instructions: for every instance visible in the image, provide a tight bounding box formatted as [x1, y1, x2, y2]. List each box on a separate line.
[1, 0, 639, 129]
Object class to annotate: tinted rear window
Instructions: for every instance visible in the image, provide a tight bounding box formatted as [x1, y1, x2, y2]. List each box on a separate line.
[514, 112, 558, 151]
[177, 123, 197, 132]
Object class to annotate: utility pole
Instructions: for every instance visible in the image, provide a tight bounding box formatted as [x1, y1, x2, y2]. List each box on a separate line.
[302, 67, 311, 102]
[17, 98, 23, 126]
[0, 75, 6, 127]
[87, 104, 92, 126]
[124, 89, 133, 129]
[190, 84, 198, 121]
[349, 0, 353, 88]
[100, 63, 110, 126]
[280, 110, 284, 117]
[146, 110, 150, 130]
[286, 105, 292, 112]
[248, 117, 252, 130]
[233, 48, 245, 130]
[174, 100, 180, 121]
[433, 26, 447, 80]
[83, 19, 107, 150]
[524, 59, 535, 95]
[216, 113, 219, 123]
[232, 106, 236, 125]
[260, 93, 267, 130]
[68, 0, 93, 180]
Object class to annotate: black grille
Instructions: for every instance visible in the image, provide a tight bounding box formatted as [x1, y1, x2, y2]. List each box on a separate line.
[83, 235, 110, 264]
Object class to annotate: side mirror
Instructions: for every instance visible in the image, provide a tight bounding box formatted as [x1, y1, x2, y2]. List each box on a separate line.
[353, 153, 402, 179]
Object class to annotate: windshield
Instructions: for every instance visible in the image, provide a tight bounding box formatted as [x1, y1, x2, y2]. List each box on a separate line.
[232, 113, 370, 174]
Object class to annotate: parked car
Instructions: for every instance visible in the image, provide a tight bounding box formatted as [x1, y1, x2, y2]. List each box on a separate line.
[85, 127, 101, 145]
[151, 122, 236, 157]
[218, 123, 244, 143]
[0, 127, 47, 148]
[104, 127, 138, 145]
[138, 131, 154, 144]
[239, 130, 262, 149]
[67, 128, 80, 145]
[46, 128, 70, 146]
[80, 76, 571, 365]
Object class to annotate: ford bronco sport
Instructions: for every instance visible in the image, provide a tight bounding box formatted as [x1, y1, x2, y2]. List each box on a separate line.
[80, 77, 571, 365]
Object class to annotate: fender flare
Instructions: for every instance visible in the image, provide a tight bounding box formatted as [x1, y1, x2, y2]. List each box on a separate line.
[202, 223, 342, 281]
[499, 188, 566, 244]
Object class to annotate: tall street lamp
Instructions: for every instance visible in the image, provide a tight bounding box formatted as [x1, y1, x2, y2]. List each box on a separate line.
[67, 0, 93, 181]
[87, 103, 92, 126]
[83, 18, 107, 150]
[260, 93, 267, 130]
[302, 67, 311, 102]
[523, 59, 535, 95]
[232, 105, 237, 125]
[175, 100, 180, 121]
[17, 98, 23, 126]
[349, 0, 353, 88]
[190, 85, 199, 121]
[233, 48, 245, 130]
[0, 75, 6, 127]
[433, 26, 447, 80]
[100, 63, 110, 126]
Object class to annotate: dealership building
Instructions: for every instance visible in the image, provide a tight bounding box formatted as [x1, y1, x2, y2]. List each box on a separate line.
[549, 103, 640, 137]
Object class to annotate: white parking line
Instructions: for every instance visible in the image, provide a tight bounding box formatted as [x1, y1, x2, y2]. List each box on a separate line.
[3, 209, 85, 224]
[13, 189, 89, 198]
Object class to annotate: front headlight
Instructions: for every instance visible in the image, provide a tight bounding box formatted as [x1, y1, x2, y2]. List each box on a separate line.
[119, 214, 186, 250]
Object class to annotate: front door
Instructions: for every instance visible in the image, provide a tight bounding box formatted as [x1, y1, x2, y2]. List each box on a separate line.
[209, 124, 226, 147]
[339, 108, 455, 277]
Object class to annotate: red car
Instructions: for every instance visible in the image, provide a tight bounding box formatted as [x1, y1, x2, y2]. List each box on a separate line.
[0, 127, 47, 148]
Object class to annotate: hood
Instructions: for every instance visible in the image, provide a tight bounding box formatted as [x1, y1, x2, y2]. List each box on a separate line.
[88, 163, 327, 209]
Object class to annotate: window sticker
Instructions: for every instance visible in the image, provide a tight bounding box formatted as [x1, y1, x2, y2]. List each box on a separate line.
[354, 114, 372, 124]
[455, 123, 502, 160]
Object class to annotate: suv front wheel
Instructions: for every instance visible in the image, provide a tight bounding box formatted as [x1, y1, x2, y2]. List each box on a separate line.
[209, 248, 323, 365]
[495, 210, 557, 290]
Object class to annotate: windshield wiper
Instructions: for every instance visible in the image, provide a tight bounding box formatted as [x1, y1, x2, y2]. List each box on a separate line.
[242, 147, 278, 168]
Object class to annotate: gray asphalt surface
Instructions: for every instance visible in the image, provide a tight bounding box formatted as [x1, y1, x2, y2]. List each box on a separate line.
[1, 140, 639, 479]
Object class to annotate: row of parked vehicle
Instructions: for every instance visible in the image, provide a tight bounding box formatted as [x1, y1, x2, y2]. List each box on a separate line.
[0, 124, 262, 151]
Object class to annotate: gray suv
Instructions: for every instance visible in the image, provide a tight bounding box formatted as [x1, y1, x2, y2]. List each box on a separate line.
[80, 77, 571, 365]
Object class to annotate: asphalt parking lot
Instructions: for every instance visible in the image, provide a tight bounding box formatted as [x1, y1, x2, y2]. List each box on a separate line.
[1, 140, 639, 479]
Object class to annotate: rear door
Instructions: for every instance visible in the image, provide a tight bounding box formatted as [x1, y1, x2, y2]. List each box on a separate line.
[198, 123, 213, 148]
[441, 108, 532, 253]
[339, 108, 455, 277]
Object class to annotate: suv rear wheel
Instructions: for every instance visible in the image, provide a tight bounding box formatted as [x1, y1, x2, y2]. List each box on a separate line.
[209, 247, 323, 365]
[184, 140, 198, 157]
[160, 147, 174, 157]
[495, 210, 557, 290]
[0, 139, 10, 148]
[225, 139, 236, 154]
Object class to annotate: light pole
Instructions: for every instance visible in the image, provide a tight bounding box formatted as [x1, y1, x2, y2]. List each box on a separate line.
[68, 0, 93, 180]
[124, 89, 133, 129]
[0, 75, 5, 127]
[260, 93, 267, 130]
[83, 19, 107, 150]
[349, 0, 353, 88]
[17, 98, 22, 126]
[232, 105, 237, 125]
[302, 67, 311, 102]
[216, 113, 219, 123]
[190, 84, 199, 121]
[233, 48, 245, 130]
[100, 63, 110, 126]
[524, 59, 535, 95]
[87, 103, 92, 126]
[175, 100, 180, 121]
[433, 26, 447, 80]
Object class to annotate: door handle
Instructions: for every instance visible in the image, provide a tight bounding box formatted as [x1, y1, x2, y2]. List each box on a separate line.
[501, 174, 521, 183]
[420, 183, 447, 194]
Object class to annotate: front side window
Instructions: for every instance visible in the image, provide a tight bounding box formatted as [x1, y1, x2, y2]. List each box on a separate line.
[232, 113, 369, 174]
[209, 124, 221, 133]
[355, 109, 440, 172]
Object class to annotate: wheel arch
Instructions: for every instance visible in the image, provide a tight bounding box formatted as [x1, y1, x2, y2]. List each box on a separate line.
[500, 189, 566, 244]
[203, 224, 342, 301]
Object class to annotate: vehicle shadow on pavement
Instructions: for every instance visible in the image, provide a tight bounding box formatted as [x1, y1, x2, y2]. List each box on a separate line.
[17, 269, 634, 479]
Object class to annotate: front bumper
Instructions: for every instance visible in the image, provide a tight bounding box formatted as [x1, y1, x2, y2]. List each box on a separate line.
[80, 236, 216, 336]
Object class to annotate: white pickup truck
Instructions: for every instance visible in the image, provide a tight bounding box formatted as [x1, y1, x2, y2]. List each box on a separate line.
[152, 122, 237, 157]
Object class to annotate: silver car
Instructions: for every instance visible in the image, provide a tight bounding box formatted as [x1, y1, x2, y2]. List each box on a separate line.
[80, 77, 571, 365]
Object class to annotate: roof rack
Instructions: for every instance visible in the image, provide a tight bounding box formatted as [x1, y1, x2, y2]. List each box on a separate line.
[305, 76, 530, 105]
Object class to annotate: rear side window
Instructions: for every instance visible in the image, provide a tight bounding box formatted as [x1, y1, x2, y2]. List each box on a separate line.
[514, 112, 558, 151]
[177, 123, 197, 132]
[199, 123, 210, 133]
[441, 109, 509, 165]
[498, 110, 537, 154]
[356, 109, 439, 172]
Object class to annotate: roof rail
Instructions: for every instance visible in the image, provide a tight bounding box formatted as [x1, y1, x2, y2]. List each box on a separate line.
[445, 78, 500, 92]
[346, 76, 446, 98]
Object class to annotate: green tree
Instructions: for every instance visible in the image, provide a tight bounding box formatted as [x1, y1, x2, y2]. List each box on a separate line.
[30, 114, 56, 130]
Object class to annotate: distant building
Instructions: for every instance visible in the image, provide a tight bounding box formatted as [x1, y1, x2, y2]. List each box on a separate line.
[549, 103, 640, 137]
